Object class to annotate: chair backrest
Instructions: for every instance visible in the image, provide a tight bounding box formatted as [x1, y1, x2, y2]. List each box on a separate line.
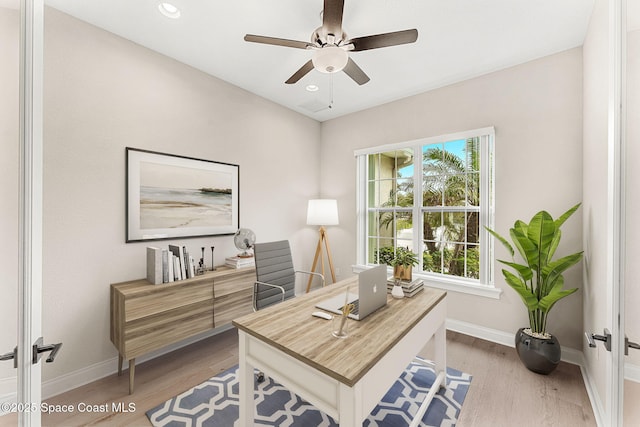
[253, 240, 297, 310]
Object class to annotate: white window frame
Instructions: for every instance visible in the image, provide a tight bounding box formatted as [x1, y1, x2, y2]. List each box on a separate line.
[354, 127, 501, 299]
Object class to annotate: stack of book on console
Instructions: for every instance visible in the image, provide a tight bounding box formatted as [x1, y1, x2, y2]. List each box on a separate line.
[146, 244, 197, 285]
[386, 278, 424, 297]
[225, 256, 255, 269]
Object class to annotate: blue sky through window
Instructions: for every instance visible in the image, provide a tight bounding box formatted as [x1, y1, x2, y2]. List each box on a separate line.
[397, 139, 467, 178]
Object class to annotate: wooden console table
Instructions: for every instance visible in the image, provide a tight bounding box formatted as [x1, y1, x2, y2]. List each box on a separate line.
[110, 265, 255, 394]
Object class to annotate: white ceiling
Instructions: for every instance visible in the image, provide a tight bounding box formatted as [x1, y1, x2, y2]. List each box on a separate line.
[37, 1, 595, 121]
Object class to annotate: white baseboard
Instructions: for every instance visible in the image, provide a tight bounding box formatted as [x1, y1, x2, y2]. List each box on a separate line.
[41, 355, 118, 401]
[0, 376, 17, 413]
[626, 362, 640, 383]
[445, 318, 583, 366]
[446, 318, 514, 347]
[0, 376, 16, 396]
[580, 363, 606, 427]
[44, 323, 234, 400]
[0, 323, 234, 409]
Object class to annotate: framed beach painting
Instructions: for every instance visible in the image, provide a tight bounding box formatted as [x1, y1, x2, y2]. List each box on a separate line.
[126, 148, 239, 242]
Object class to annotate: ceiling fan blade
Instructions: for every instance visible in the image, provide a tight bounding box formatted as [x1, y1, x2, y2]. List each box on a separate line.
[343, 58, 370, 85]
[244, 34, 313, 50]
[322, 0, 345, 38]
[285, 60, 315, 84]
[349, 29, 418, 52]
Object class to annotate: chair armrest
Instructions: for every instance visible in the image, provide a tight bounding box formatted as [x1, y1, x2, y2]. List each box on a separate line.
[253, 280, 286, 312]
[295, 270, 325, 288]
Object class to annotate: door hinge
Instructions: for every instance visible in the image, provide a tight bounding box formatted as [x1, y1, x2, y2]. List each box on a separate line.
[586, 329, 612, 352]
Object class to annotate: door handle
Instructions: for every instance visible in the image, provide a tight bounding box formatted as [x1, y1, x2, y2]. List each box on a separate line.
[32, 337, 62, 364]
[0, 347, 17, 368]
[586, 329, 612, 352]
[625, 336, 640, 356]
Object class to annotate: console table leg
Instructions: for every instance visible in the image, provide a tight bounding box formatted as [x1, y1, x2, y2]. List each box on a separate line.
[128, 358, 135, 394]
[117, 355, 123, 376]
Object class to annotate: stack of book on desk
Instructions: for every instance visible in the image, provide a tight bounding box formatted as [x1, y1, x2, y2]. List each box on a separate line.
[386, 278, 424, 297]
[225, 256, 255, 269]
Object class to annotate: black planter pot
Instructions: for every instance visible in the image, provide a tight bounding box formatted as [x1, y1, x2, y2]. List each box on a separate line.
[515, 327, 561, 375]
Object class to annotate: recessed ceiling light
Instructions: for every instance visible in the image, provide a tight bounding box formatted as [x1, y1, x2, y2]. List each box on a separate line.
[158, 2, 181, 19]
[306, 84, 320, 92]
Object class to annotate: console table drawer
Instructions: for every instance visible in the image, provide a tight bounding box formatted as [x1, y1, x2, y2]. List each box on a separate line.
[125, 301, 214, 357]
[125, 281, 213, 321]
[214, 289, 253, 326]
[213, 268, 255, 298]
[213, 268, 254, 325]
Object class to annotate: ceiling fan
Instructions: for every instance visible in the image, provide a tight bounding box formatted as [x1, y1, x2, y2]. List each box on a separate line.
[244, 0, 418, 85]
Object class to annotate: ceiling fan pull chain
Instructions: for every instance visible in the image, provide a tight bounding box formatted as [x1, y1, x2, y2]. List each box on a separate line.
[328, 73, 334, 109]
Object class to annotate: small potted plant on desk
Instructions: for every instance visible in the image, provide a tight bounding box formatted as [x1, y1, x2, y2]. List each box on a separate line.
[486, 203, 583, 375]
[376, 246, 419, 281]
[391, 247, 419, 281]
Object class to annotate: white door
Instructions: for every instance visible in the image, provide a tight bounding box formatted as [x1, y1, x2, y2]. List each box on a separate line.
[623, 0, 640, 424]
[582, 0, 624, 425]
[0, 1, 51, 425]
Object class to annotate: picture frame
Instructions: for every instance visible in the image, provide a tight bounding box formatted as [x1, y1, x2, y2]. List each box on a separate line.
[126, 148, 239, 242]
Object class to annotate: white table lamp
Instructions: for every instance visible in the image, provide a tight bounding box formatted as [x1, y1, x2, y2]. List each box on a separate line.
[306, 199, 339, 291]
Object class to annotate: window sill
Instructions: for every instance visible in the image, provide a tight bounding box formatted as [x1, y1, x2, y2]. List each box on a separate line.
[351, 264, 503, 300]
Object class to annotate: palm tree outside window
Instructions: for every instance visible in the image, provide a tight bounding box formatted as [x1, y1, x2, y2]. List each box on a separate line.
[357, 128, 494, 289]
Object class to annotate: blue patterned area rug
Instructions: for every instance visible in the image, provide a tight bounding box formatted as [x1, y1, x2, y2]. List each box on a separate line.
[146, 358, 471, 427]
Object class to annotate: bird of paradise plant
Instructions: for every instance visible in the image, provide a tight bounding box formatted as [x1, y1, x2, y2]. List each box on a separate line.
[486, 203, 583, 336]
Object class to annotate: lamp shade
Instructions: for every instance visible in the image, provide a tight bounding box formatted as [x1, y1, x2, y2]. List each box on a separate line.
[307, 199, 339, 226]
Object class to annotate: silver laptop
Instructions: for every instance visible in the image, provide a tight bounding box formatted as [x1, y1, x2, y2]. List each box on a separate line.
[315, 265, 387, 321]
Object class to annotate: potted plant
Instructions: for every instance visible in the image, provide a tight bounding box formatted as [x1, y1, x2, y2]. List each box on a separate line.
[376, 246, 419, 281]
[486, 203, 583, 374]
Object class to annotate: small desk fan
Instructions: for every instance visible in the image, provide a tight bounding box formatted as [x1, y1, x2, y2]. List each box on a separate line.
[234, 228, 256, 258]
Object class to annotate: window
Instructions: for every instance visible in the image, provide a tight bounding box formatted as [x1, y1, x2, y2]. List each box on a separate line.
[356, 128, 496, 295]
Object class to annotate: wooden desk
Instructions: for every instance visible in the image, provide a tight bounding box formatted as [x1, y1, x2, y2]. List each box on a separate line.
[232, 276, 447, 426]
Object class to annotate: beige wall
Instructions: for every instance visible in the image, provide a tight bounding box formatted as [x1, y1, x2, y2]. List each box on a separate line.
[320, 47, 585, 350]
[1, 6, 321, 389]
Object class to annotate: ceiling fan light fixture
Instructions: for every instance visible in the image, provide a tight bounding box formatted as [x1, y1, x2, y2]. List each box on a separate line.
[158, 2, 181, 19]
[312, 46, 348, 74]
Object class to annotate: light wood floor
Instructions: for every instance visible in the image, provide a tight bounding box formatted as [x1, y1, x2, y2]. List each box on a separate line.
[625, 379, 640, 425]
[0, 329, 595, 426]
